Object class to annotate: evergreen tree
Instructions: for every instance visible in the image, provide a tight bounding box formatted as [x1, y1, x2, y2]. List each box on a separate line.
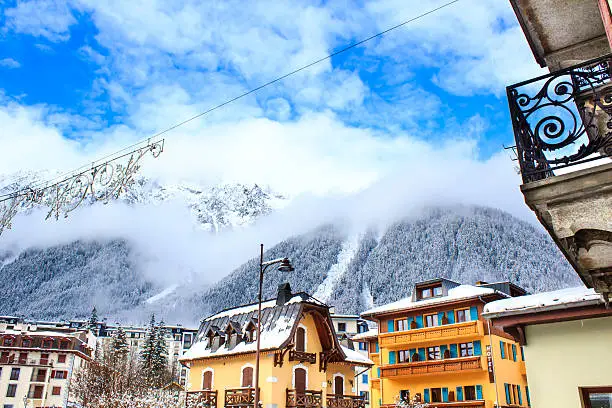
[88, 306, 99, 334]
[112, 326, 130, 358]
[152, 321, 169, 387]
[140, 315, 158, 387]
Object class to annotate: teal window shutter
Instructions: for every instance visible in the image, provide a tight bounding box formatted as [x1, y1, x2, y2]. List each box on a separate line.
[512, 344, 517, 361]
[387, 319, 395, 333]
[473, 340, 482, 356]
[476, 385, 483, 400]
[407, 317, 414, 330]
[456, 386, 463, 401]
[418, 348, 425, 361]
[438, 311, 446, 324]
[424, 389, 430, 403]
[375, 342, 379, 353]
[440, 345, 448, 358]
[449, 343, 458, 358]
[526, 386, 531, 406]
[415, 315, 423, 328]
[518, 385, 523, 405]
[388, 351, 396, 364]
[469, 306, 478, 320]
[378, 399, 382, 407]
[521, 346, 525, 361]
[409, 348, 416, 361]
[377, 367, 380, 377]
[442, 388, 449, 402]
[447, 310, 455, 324]
[500, 341, 506, 359]
[504, 384, 511, 405]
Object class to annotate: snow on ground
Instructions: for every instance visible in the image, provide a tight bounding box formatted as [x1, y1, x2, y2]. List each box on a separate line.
[483, 285, 601, 316]
[145, 284, 179, 304]
[313, 234, 361, 303]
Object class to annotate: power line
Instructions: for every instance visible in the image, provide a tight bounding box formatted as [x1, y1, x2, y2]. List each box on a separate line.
[2, 0, 460, 197]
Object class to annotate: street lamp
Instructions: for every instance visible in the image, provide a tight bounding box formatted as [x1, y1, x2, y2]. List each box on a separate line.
[254, 244, 294, 408]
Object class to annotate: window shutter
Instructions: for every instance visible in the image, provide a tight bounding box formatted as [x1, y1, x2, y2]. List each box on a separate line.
[424, 389, 430, 403]
[456, 386, 463, 401]
[440, 345, 448, 358]
[387, 320, 395, 333]
[526, 386, 531, 406]
[500, 341, 506, 359]
[407, 317, 414, 331]
[512, 344, 517, 361]
[449, 344, 458, 358]
[476, 385, 483, 400]
[409, 349, 416, 361]
[415, 315, 423, 328]
[504, 384, 511, 405]
[447, 310, 455, 324]
[518, 385, 523, 405]
[388, 351, 396, 364]
[469, 306, 478, 320]
[473, 340, 482, 356]
[521, 346, 525, 361]
[375, 343, 379, 353]
[418, 348, 426, 361]
[438, 311, 446, 324]
[442, 388, 449, 402]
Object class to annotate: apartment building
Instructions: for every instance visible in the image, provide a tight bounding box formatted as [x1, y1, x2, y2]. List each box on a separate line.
[0, 320, 95, 408]
[360, 278, 528, 408]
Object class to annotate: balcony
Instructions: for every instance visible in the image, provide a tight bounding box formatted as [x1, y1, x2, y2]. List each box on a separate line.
[186, 390, 218, 408]
[507, 54, 612, 300]
[286, 389, 322, 408]
[370, 353, 380, 365]
[379, 321, 483, 348]
[326, 394, 366, 408]
[380, 356, 483, 378]
[288, 350, 317, 364]
[225, 388, 257, 408]
[0, 355, 53, 367]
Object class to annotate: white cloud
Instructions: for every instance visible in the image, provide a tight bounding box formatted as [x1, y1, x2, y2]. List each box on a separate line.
[2, 0, 76, 42]
[0, 58, 21, 69]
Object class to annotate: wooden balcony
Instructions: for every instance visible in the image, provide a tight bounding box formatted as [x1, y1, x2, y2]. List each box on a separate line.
[379, 321, 483, 348]
[370, 353, 379, 365]
[326, 394, 366, 408]
[225, 388, 257, 408]
[187, 390, 218, 408]
[286, 389, 322, 408]
[380, 356, 483, 378]
[382, 402, 484, 408]
[289, 350, 317, 364]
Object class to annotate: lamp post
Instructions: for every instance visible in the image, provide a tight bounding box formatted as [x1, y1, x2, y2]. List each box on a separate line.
[254, 244, 294, 408]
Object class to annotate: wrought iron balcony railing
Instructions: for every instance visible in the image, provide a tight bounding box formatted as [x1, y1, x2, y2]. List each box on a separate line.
[507, 54, 612, 183]
[286, 389, 323, 408]
[186, 390, 218, 408]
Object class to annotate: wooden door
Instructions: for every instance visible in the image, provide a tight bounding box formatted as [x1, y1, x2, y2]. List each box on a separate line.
[296, 327, 306, 352]
[241, 366, 253, 387]
[203, 371, 213, 390]
[294, 368, 306, 392]
[334, 376, 344, 396]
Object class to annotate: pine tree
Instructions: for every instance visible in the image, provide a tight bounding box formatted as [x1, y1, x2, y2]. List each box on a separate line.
[88, 306, 99, 334]
[152, 321, 169, 387]
[140, 315, 157, 387]
[112, 326, 130, 358]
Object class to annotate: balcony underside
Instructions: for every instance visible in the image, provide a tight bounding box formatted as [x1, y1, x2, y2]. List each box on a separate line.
[380, 356, 483, 378]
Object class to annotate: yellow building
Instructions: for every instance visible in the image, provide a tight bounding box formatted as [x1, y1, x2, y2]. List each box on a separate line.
[483, 285, 612, 408]
[180, 284, 372, 408]
[360, 278, 529, 408]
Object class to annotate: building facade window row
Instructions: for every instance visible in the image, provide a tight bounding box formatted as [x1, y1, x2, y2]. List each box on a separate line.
[388, 340, 482, 364]
[387, 306, 479, 332]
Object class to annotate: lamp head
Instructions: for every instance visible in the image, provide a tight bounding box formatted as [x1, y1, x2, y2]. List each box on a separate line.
[278, 258, 294, 272]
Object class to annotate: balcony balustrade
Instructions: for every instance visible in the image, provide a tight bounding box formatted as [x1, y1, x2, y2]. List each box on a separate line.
[379, 321, 483, 348]
[285, 389, 322, 408]
[288, 350, 317, 364]
[186, 390, 218, 408]
[0, 355, 53, 366]
[380, 356, 483, 378]
[326, 394, 366, 408]
[225, 388, 257, 408]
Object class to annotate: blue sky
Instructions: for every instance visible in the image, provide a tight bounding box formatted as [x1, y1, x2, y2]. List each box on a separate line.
[0, 0, 544, 196]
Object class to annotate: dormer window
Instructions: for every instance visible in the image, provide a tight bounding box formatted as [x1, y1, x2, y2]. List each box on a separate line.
[244, 319, 257, 343]
[417, 284, 442, 300]
[224, 321, 243, 349]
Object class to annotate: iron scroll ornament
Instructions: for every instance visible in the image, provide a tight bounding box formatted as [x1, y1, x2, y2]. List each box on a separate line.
[0, 139, 164, 236]
[507, 55, 612, 183]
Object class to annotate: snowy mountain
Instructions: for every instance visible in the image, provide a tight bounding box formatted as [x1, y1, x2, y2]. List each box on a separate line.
[0, 172, 578, 324]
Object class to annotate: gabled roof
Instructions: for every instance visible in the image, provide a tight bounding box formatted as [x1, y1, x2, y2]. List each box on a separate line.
[181, 292, 344, 362]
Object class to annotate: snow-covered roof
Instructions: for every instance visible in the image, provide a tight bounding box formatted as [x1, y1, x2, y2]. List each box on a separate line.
[482, 286, 603, 318]
[204, 293, 324, 321]
[341, 346, 373, 366]
[351, 328, 378, 341]
[362, 285, 504, 317]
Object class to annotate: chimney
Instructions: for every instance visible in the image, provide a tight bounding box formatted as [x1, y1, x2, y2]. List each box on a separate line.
[475, 281, 488, 286]
[276, 283, 293, 306]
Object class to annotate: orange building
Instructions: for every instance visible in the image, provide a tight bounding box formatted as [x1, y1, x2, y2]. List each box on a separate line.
[360, 278, 529, 408]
